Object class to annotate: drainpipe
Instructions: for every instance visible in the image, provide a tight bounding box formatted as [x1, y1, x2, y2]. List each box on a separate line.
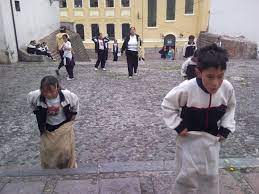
[10, 0, 19, 57]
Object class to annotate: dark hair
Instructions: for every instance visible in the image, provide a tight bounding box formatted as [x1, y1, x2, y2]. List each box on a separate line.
[36, 44, 41, 48]
[189, 35, 195, 40]
[130, 27, 136, 30]
[197, 44, 228, 71]
[60, 26, 66, 33]
[62, 34, 69, 39]
[40, 75, 61, 91]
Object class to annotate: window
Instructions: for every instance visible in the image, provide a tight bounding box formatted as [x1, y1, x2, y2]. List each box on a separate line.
[122, 23, 130, 39]
[91, 24, 99, 37]
[15, 1, 21, 11]
[185, 0, 194, 14]
[90, 0, 98, 7]
[59, 0, 67, 8]
[76, 24, 85, 40]
[74, 0, 82, 8]
[166, 0, 176, 20]
[106, 0, 114, 7]
[107, 24, 115, 39]
[121, 0, 130, 7]
[148, 0, 157, 27]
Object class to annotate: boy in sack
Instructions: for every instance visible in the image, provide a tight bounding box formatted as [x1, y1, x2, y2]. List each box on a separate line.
[162, 44, 236, 194]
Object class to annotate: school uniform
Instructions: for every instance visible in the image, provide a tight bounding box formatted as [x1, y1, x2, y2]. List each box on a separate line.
[159, 48, 167, 59]
[27, 89, 79, 169]
[56, 33, 69, 70]
[27, 89, 79, 134]
[113, 43, 119, 61]
[62, 41, 75, 79]
[161, 78, 236, 193]
[183, 41, 196, 58]
[27, 44, 36, 54]
[92, 37, 110, 69]
[181, 57, 197, 80]
[121, 34, 142, 76]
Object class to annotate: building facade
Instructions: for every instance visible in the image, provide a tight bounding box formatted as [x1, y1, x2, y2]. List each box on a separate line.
[60, 0, 210, 49]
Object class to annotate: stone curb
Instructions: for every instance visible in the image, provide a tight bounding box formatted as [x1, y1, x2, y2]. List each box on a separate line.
[1, 158, 259, 177]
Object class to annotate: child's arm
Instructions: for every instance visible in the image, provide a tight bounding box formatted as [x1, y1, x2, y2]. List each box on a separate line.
[161, 85, 188, 135]
[219, 88, 236, 138]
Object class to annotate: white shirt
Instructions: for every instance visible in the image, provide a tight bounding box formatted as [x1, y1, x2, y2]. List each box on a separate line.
[181, 57, 197, 77]
[62, 41, 72, 59]
[128, 35, 138, 51]
[46, 95, 66, 126]
[98, 39, 105, 50]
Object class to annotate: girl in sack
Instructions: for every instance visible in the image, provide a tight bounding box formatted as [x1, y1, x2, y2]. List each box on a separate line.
[27, 75, 79, 169]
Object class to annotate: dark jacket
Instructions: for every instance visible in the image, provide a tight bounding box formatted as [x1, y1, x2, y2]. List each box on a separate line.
[113, 44, 119, 53]
[121, 34, 142, 53]
[159, 49, 167, 59]
[27, 89, 79, 134]
[92, 37, 110, 53]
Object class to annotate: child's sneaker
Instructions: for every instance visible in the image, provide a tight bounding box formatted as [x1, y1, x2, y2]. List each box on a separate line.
[134, 73, 138, 76]
[94, 68, 98, 71]
[102, 68, 106, 71]
[67, 77, 75, 81]
[129, 76, 133, 79]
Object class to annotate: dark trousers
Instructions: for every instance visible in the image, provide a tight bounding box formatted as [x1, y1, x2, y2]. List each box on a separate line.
[113, 52, 118, 61]
[58, 50, 64, 69]
[126, 50, 138, 76]
[105, 49, 108, 61]
[65, 57, 75, 78]
[95, 50, 106, 68]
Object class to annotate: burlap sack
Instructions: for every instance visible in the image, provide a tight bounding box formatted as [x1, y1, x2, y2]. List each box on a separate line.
[40, 121, 77, 169]
[174, 131, 220, 194]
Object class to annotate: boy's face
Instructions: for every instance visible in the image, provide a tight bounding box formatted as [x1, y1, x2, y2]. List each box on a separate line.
[42, 85, 59, 99]
[198, 67, 225, 94]
[189, 38, 194, 43]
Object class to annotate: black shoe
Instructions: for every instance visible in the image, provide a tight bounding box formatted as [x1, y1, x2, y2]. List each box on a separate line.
[55, 69, 60, 76]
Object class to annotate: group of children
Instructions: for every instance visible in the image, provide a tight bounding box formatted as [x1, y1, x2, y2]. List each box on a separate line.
[27, 32, 235, 193]
[27, 40, 54, 60]
[159, 35, 197, 61]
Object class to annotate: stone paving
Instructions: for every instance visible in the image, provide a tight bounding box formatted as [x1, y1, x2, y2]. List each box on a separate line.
[0, 59, 258, 169]
[0, 167, 259, 193]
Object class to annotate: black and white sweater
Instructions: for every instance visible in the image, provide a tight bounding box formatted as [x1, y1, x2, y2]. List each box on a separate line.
[162, 78, 236, 138]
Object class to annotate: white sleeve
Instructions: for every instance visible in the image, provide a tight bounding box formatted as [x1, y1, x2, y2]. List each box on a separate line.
[69, 91, 79, 113]
[161, 85, 188, 133]
[27, 90, 40, 111]
[220, 88, 236, 133]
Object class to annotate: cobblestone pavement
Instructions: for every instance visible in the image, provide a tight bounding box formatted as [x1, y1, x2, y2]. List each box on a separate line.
[0, 167, 259, 194]
[0, 59, 258, 168]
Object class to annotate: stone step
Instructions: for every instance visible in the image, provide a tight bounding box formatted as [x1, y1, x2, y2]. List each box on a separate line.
[0, 178, 141, 194]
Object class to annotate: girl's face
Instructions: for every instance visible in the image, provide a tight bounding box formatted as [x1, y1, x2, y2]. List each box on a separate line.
[42, 84, 59, 99]
[63, 37, 68, 42]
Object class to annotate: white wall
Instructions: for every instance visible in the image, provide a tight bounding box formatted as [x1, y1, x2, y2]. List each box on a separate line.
[209, 0, 259, 45]
[13, 0, 59, 47]
[0, 0, 18, 63]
